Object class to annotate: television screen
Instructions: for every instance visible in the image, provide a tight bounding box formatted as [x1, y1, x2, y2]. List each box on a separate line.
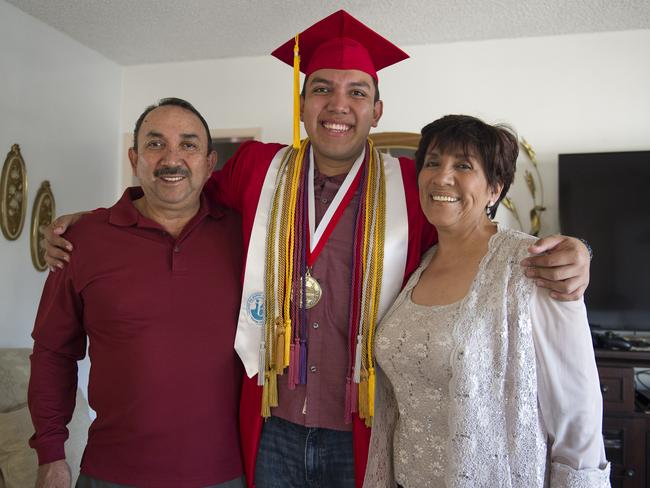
[559, 151, 650, 332]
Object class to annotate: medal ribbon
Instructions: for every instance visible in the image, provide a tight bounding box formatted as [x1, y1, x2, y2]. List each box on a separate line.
[306, 148, 366, 266]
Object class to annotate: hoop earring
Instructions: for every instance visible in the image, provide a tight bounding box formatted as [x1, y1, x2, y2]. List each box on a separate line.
[485, 201, 493, 217]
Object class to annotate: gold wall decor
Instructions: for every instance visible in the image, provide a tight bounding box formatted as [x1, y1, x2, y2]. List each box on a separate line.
[501, 138, 546, 236]
[30, 181, 55, 271]
[0, 144, 28, 240]
[369, 132, 420, 159]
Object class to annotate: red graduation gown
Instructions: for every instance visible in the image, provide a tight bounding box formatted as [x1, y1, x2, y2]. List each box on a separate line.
[204, 140, 437, 488]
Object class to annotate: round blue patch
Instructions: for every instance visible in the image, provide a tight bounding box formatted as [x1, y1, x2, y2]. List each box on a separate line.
[246, 292, 265, 324]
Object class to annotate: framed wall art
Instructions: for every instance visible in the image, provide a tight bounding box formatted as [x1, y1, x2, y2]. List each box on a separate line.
[0, 144, 27, 240]
[30, 181, 55, 271]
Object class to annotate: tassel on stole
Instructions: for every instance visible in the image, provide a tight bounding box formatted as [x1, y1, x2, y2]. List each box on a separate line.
[368, 367, 376, 421]
[257, 343, 266, 386]
[284, 320, 292, 368]
[274, 319, 285, 375]
[287, 342, 297, 390]
[299, 339, 308, 384]
[261, 372, 271, 418]
[358, 370, 369, 421]
[268, 369, 278, 408]
[353, 335, 363, 383]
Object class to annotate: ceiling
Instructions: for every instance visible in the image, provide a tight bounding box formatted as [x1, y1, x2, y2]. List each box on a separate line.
[7, 0, 650, 66]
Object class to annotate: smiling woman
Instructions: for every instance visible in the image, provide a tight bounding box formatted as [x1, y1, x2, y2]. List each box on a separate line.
[364, 115, 611, 488]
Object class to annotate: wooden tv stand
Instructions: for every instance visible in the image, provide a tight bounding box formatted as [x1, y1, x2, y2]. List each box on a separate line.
[596, 349, 650, 487]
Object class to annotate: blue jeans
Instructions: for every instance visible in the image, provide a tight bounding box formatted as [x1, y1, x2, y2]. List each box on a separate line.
[254, 416, 355, 488]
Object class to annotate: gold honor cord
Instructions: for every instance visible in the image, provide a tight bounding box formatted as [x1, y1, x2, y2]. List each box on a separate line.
[366, 151, 386, 422]
[259, 139, 386, 425]
[357, 145, 376, 422]
[261, 147, 295, 416]
[261, 141, 309, 417]
[356, 143, 386, 426]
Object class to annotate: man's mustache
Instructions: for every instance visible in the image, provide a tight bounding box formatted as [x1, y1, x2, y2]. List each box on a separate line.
[154, 166, 190, 178]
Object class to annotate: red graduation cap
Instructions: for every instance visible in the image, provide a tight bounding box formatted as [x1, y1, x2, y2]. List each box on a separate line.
[271, 10, 409, 147]
[271, 9, 409, 81]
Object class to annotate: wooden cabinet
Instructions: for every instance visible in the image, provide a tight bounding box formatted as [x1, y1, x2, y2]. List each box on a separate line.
[596, 350, 650, 488]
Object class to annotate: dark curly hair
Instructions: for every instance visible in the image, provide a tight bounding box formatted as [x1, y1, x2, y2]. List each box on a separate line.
[414, 115, 518, 219]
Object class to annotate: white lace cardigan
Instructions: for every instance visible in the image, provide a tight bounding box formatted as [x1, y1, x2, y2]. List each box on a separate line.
[364, 228, 610, 488]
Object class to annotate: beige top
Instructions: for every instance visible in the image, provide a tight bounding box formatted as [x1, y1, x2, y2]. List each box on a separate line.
[364, 227, 610, 488]
[376, 293, 460, 487]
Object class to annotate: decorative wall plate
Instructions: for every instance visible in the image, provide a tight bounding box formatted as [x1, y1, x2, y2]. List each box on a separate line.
[0, 144, 27, 240]
[30, 181, 55, 271]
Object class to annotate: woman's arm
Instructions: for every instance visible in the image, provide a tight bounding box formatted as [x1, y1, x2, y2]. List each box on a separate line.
[531, 288, 611, 486]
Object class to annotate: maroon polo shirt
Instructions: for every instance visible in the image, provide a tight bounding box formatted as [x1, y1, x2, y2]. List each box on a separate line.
[272, 168, 356, 431]
[28, 188, 244, 488]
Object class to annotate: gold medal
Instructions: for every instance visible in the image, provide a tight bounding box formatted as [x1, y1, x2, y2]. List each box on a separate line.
[301, 269, 322, 309]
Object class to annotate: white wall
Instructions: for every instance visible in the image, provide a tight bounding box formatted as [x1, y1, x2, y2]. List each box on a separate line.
[123, 29, 650, 235]
[0, 0, 122, 351]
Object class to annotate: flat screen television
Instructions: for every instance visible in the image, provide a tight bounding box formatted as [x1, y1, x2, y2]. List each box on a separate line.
[559, 151, 650, 332]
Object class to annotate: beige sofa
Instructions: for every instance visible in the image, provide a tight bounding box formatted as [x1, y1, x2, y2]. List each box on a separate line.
[0, 348, 91, 488]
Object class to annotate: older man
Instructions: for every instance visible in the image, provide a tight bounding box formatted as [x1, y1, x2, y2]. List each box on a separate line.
[29, 98, 244, 488]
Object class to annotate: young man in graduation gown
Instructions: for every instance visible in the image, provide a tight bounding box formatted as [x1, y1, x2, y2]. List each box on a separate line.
[202, 11, 593, 488]
[42, 10, 592, 488]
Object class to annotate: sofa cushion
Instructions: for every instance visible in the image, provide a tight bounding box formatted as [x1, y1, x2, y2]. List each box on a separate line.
[0, 349, 91, 486]
[0, 405, 37, 488]
[0, 349, 31, 413]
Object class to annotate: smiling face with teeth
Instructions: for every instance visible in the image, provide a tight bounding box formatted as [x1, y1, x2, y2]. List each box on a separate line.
[418, 144, 502, 233]
[300, 68, 383, 176]
[128, 105, 217, 219]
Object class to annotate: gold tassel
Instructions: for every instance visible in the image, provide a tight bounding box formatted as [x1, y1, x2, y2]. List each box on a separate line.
[368, 367, 376, 419]
[359, 370, 369, 420]
[284, 320, 292, 368]
[261, 372, 271, 418]
[268, 369, 279, 408]
[292, 34, 301, 149]
[274, 318, 285, 374]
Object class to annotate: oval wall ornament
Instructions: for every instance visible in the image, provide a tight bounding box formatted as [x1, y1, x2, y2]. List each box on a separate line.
[0, 144, 28, 240]
[30, 181, 55, 271]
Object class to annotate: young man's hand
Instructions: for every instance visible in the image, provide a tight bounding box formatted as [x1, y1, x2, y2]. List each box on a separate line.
[41, 212, 86, 271]
[520, 234, 591, 301]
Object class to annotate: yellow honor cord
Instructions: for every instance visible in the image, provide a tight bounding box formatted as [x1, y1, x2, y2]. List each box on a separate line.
[284, 319, 292, 368]
[262, 147, 295, 416]
[283, 142, 306, 322]
[292, 34, 301, 149]
[368, 367, 376, 418]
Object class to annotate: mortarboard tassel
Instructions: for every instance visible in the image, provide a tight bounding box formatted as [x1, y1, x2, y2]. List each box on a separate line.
[292, 34, 301, 149]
